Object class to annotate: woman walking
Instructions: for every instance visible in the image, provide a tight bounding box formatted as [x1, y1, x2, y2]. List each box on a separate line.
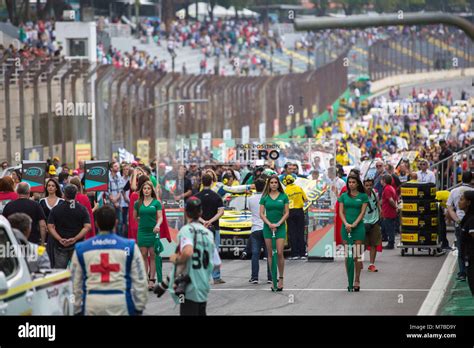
[338, 174, 369, 292]
[134, 180, 163, 290]
[259, 175, 289, 291]
[39, 178, 63, 265]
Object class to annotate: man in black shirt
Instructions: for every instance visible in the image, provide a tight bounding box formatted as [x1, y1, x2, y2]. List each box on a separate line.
[439, 139, 453, 189]
[175, 165, 193, 204]
[195, 173, 225, 284]
[3, 182, 47, 245]
[48, 184, 91, 268]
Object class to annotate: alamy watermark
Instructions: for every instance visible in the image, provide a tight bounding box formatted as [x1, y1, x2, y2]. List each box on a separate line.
[0, 241, 39, 261]
[55, 100, 95, 120]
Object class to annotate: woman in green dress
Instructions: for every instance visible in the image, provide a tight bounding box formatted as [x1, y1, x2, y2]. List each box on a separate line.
[133, 180, 163, 290]
[259, 175, 289, 291]
[338, 174, 368, 292]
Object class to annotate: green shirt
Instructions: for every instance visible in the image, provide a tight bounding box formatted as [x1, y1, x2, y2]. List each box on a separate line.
[259, 192, 289, 224]
[363, 190, 380, 225]
[337, 192, 369, 224]
[134, 199, 162, 233]
[170, 222, 215, 304]
[150, 175, 157, 188]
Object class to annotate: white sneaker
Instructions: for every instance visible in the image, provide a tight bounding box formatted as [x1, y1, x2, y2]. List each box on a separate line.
[299, 256, 307, 260]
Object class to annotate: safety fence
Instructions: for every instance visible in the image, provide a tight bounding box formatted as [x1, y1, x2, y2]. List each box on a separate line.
[0, 50, 348, 164]
[368, 29, 474, 80]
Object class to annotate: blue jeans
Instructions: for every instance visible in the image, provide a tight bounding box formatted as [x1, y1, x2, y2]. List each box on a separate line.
[114, 206, 123, 237]
[250, 230, 271, 281]
[122, 207, 129, 237]
[212, 229, 221, 280]
[382, 218, 396, 246]
[455, 225, 466, 277]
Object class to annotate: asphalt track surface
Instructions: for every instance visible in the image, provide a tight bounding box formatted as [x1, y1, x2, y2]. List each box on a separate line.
[144, 77, 469, 315]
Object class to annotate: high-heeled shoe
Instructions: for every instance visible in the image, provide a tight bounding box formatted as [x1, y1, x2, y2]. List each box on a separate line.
[353, 282, 360, 292]
[277, 277, 283, 291]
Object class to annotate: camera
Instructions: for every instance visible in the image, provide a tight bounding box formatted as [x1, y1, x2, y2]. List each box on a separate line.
[174, 273, 191, 297]
[154, 273, 191, 298]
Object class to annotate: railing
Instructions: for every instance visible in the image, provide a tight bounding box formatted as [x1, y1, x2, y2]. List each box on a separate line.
[429, 144, 474, 190]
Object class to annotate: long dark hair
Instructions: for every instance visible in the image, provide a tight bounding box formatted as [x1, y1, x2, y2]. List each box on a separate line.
[263, 174, 284, 196]
[138, 180, 157, 209]
[346, 174, 365, 197]
[45, 178, 62, 198]
[464, 190, 474, 216]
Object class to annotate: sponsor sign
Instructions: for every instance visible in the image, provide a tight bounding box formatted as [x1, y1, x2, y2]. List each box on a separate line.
[84, 160, 109, 192]
[401, 233, 418, 242]
[22, 161, 47, 192]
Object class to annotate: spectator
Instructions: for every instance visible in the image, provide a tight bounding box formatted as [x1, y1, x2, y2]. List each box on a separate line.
[447, 171, 474, 282]
[381, 175, 398, 249]
[39, 178, 63, 266]
[71, 205, 148, 315]
[196, 173, 225, 285]
[69, 176, 96, 239]
[47, 184, 91, 268]
[0, 176, 18, 214]
[8, 212, 51, 270]
[416, 158, 436, 184]
[284, 175, 308, 260]
[121, 163, 131, 237]
[363, 178, 382, 272]
[458, 190, 474, 295]
[109, 161, 125, 236]
[3, 182, 47, 245]
[175, 165, 193, 203]
[247, 178, 271, 284]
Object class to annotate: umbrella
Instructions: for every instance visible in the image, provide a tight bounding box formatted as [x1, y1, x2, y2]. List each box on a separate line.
[271, 230, 278, 292]
[346, 232, 354, 292]
[154, 235, 164, 283]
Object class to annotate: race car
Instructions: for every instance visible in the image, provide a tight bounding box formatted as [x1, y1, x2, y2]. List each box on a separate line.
[0, 216, 73, 315]
[219, 194, 252, 252]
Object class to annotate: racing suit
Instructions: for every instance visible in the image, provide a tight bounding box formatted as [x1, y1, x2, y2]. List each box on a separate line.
[71, 233, 148, 315]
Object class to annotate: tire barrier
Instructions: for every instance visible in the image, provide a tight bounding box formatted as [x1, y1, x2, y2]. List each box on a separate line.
[400, 182, 438, 247]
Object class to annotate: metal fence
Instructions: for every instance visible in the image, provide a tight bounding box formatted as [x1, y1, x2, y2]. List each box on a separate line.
[368, 29, 474, 80]
[0, 50, 348, 164]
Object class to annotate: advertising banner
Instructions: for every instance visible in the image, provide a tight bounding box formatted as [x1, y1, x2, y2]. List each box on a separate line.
[22, 161, 47, 192]
[84, 160, 109, 192]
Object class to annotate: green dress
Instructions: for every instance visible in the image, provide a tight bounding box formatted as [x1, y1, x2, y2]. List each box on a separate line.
[337, 192, 369, 242]
[135, 199, 162, 247]
[260, 192, 289, 239]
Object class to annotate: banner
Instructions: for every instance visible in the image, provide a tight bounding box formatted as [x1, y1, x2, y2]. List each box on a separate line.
[22, 161, 47, 192]
[347, 142, 361, 166]
[136, 139, 150, 164]
[118, 148, 135, 163]
[84, 160, 109, 192]
[23, 146, 43, 161]
[75, 143, 92, 170]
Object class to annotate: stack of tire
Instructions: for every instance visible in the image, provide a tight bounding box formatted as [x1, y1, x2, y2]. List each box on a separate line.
[400, 182, 438, 246]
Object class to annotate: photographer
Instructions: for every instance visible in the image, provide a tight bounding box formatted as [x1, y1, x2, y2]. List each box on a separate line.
[168, 197, 216, 316]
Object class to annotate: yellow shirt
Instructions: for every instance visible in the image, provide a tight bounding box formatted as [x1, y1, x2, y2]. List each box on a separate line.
[284, 184, 308, 209]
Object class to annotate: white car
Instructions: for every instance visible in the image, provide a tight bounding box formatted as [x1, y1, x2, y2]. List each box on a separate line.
[0, 216, 73, 315]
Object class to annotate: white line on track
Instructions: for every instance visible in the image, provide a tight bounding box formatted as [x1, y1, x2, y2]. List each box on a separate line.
[211, 288, 430, 292]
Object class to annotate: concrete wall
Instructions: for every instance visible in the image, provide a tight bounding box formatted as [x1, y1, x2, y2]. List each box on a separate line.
[55, 21, 97, 63]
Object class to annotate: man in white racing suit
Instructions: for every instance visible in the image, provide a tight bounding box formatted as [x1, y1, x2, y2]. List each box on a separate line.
[71, 205, 148, 315]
